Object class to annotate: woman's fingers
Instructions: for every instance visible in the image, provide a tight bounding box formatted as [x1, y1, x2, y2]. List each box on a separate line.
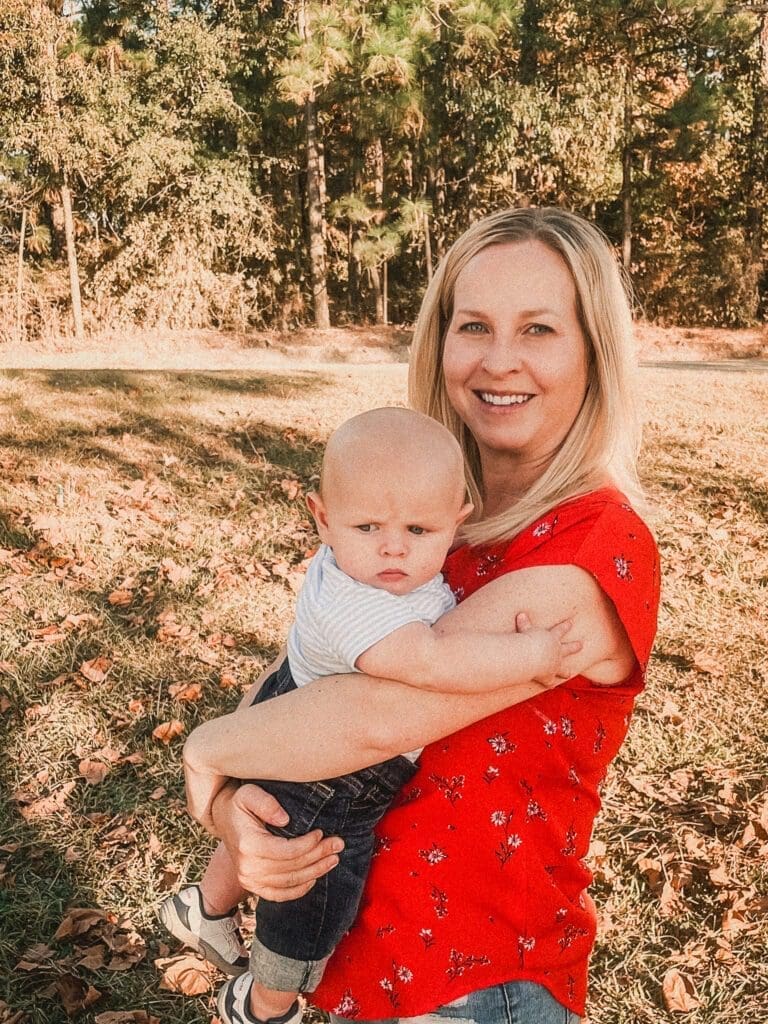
[233, 783, 290, 828]
[236, 846, 341, 899]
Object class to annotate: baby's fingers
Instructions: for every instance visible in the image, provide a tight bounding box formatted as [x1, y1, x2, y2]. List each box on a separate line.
[559, 640, 582, 656]
[549, 618, 574, 639]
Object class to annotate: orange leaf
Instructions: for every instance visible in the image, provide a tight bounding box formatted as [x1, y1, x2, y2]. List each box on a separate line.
[155, 953, 217, 994]
[152, 720, 185, 744]
[218, 672, 237, 689]
[80, 657, 112, 684]
[662, 968, 700, 1013]
[168, 682, 202, 702]
[692, 650, 725, 677]
[79, 760, 110, 785]
[54, 907, 107, 940]
[107, 589, 133, 607]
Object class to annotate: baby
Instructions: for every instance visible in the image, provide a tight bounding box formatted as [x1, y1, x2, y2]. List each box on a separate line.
[160, 407, 579, 1024]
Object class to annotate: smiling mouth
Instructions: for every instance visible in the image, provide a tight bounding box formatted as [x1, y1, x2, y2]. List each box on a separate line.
[476, 391, 534, 406]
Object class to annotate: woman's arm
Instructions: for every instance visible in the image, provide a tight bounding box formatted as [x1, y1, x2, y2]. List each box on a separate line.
[183, 563, 633, 783]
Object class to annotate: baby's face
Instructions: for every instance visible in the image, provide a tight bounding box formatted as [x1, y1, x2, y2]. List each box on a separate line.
[311, 463, 470, 595]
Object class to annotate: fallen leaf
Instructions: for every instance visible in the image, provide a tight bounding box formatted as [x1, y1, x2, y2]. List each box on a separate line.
[101, 825, 137, 846]
[17, 781, 76, 821]
[78, 760, 110, 785]
[155, 953, 217, 994]
[280, 478, 301, 500]
[15, 942, 55, 971]
[76, 944, 106, 970]
[661, 699, 684, 726]
[149, 786, 167, 801]
[152, 720, 184, 744]
[55, 974, 102, 1017]
[692, 651, 725, 677]
[709, 863, 732, 888]
[168, 682, 202, 702]
[218, 672, 237, 689]
[107, 589, 133, 607]
[662, 968, 700, 1013]
[0, 998, 27, 1024]
[80, 657, 112, 684]
[54, 907, 107, 940]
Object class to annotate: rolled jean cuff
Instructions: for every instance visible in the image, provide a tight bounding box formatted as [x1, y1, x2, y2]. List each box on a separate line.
[249, 933, 330, 992]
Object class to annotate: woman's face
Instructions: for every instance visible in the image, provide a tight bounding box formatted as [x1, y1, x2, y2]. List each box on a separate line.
[442, 239, 589, 481]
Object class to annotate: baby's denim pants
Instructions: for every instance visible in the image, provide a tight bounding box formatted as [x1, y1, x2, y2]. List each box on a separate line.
[247, 659, 418, 991]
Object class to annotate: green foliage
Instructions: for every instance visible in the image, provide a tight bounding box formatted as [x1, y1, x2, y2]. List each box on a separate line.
[0, 0, 766, 333]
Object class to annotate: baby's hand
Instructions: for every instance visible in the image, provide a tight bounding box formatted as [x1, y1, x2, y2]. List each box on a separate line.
[516, 612, 582, 688]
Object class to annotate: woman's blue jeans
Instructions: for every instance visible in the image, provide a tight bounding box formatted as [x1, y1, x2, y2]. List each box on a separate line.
[329, 981, 580, 1024]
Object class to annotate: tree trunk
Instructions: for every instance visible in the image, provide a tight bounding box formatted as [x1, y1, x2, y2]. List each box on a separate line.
[744, 12, 768, 319]
[383, 260, 388, 326]
[370, 266, 384, 324]
[519, 0, 542, 85]
[305, 96, 330, 328]
[299, 2, 330, 329]
[423, 210, 433, 284]
[16, 208, 27, 341]
[61, 176, 84, 341]
[620, 63, 634, 271]
[367, 136, 384, 205]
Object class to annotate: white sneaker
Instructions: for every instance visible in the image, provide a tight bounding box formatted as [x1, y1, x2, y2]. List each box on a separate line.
[217, 974, 303, 1024]
[157, 884, 249, 975]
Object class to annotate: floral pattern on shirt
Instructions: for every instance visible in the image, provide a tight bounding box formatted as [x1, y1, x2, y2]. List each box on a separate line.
[312, 489, 660, 1022]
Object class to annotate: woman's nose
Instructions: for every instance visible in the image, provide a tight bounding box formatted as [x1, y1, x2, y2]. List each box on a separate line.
[481, 334, 523, 375]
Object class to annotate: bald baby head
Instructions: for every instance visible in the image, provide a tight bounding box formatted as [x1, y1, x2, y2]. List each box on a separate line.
[320, 407, 467, 510]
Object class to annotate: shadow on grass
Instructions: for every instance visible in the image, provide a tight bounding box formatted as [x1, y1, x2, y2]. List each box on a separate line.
[0, 370, 329, 487]
[2, 368, 326, 397]
[0, 510, 36, 550]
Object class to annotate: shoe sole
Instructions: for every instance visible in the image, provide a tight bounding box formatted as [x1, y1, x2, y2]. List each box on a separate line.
[157, 897, 248, 977]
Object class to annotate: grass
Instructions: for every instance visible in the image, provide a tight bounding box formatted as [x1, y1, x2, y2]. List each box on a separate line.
[0, 363, 766, 1023]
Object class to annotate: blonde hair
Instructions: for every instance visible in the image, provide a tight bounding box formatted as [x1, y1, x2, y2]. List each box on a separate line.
[408, 207, 643, 546]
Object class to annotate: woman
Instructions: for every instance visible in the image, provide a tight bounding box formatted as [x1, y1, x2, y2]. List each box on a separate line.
[183, 207, 660, 1024]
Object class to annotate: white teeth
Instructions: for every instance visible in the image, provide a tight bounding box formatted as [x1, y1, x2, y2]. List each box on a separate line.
[479, 392, 532, 406]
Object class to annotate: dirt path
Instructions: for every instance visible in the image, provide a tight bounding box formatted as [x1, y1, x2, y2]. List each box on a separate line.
[642, 358, 768, 374]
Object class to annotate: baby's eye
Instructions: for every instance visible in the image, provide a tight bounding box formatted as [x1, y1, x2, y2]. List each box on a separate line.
[408, 526, 426, 535]
[356, 524, 376, 533]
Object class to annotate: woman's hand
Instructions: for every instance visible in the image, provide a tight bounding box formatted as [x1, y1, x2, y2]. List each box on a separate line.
[211, 782, 345, 901]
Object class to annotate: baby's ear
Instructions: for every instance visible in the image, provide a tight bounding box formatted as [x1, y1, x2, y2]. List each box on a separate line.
[306, 492, 330, 538]
[456, 501, 474, 526]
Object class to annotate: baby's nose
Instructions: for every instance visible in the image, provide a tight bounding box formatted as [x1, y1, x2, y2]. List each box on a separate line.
[380, 532, 407, 556]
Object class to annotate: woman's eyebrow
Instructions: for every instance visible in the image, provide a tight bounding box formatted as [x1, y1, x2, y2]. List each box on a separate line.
[454, 306, 561, 319]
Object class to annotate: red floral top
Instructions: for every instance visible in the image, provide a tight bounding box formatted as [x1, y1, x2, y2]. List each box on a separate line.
[312, 488, 660, 1019]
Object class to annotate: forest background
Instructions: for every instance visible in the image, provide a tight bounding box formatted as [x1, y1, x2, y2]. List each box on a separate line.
[1, 0, 768, 346]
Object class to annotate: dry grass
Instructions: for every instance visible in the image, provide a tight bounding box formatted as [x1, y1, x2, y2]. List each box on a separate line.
[0, 363, 766, 1023]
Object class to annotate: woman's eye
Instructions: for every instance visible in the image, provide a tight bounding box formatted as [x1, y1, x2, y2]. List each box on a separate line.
[408, 526, 426, 535]
[527, 323, 553, 336]
[459, 321, 487, 334]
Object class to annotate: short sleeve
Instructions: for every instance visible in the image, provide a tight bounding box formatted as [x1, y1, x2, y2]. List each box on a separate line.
[571, 503, 660, 670]
[320, 583, 435, 668]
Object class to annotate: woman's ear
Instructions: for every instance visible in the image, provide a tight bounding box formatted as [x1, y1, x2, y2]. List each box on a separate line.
[306, 492, 330, 541]
[456, 501, 474, 526]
